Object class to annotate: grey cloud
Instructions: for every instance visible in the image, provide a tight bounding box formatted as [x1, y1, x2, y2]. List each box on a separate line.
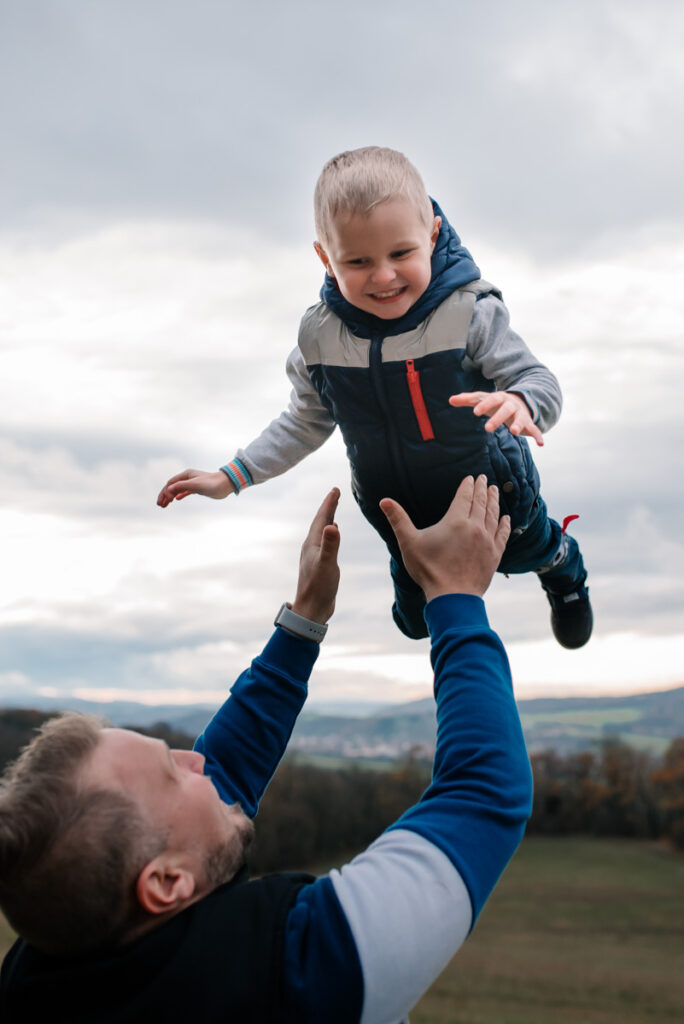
[2, 2, 682, 258]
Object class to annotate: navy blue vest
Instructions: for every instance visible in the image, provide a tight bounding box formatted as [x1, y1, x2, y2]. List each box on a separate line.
[0, 872, 313, 1023]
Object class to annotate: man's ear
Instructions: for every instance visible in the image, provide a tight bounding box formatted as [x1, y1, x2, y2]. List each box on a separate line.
[313, 241, 335, 278]
[136, 856, 197, 916]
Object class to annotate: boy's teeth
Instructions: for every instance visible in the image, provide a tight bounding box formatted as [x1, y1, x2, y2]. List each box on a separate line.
[373, 288, 402, 298]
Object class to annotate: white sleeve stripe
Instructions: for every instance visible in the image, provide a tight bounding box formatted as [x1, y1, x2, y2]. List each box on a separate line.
[329, 829, 472, 1024]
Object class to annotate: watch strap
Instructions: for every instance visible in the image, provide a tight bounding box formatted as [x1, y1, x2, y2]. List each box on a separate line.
[274, 602, 328, 643]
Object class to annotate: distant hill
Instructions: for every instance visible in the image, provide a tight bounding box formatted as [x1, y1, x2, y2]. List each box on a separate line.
[2, 685, 683, 760]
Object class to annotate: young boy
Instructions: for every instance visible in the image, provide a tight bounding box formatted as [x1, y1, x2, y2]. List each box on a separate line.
[157, 147, 592, 648]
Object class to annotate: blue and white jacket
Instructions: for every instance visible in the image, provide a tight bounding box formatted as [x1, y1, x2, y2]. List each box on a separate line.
[195, 594, 533, 1022]
[225, 203, 562, 536]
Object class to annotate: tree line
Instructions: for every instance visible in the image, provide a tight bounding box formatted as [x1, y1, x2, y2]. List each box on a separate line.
[1, 709, 683, 873]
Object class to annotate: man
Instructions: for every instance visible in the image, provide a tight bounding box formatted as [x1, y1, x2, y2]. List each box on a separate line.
[0, 476, 533, 1023]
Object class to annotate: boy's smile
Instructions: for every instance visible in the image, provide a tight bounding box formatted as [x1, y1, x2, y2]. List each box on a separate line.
[315, 196, 441, 320]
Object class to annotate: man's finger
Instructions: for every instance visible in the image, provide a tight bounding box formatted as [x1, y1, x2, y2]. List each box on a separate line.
[379, 497, 415, 545]
[306, 488, 341, 541]
[496, 515, 512, 551]
[447, 475, 476, 520]
[319, 524, 341, 562]
[484, 484, 500, 535]
[469, 474, 489, 521]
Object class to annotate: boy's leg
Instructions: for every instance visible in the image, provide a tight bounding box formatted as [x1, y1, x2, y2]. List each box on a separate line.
[499, 497, 592, 649]
[390, 555, 429, 640]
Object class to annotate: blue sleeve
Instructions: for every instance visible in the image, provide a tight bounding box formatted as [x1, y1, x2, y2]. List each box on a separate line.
[277, 594, 532, 1024]
[387, 593, 533, 924]
[193, 628, 319, 817]
[280, 878, 364, 1024]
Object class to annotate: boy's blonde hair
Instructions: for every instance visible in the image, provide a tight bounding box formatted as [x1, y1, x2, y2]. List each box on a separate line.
[314, 147, 434, 245]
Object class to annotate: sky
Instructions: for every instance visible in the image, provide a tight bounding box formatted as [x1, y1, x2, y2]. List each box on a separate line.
[1, 0, 683, 711]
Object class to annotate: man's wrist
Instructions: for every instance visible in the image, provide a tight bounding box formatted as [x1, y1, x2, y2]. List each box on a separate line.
[274, 602, 328, 643]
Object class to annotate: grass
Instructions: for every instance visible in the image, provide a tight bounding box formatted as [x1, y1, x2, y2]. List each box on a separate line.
[1, 837, 682, 1022]
[412, 836, 684, 1024]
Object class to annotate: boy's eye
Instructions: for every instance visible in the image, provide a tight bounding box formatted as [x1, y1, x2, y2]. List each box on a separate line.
[391, 249, 413, 259]
[346, 258, 367, 266]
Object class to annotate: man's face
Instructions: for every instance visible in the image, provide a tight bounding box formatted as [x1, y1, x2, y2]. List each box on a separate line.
[316, 196, 441, 320]
[84, 729, 252, 894]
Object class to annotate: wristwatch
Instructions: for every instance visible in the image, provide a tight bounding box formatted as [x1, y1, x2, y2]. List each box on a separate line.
[274, 602, 328, 643]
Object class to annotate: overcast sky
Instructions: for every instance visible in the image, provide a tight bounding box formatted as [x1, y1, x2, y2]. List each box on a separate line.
[1, 0, 683, 712]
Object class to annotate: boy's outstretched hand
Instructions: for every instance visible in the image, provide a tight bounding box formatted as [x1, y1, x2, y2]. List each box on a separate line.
[292, 487, 341, 625]
[157, 469, 235, 507]
[449, 391, 544, 447]
[380, 475, 510, 601]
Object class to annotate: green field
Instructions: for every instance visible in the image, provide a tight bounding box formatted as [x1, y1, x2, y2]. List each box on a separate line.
[413, 837, 684, 1023]
[2, 838, 683, 1021]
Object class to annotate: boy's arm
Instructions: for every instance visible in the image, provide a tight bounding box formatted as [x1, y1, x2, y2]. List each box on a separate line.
[450, 294, 562, 447]
[227, 347, 336, 490]
[157, 348, 335, 506]
[194, 489, 340, 815]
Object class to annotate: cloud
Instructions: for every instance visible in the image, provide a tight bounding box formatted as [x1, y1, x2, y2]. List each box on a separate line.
[1, 3, 682, 707]
[2, 3, 682, 256]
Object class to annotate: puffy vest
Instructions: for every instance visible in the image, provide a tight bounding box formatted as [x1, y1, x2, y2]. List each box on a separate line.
[299, 281, 540, 554]
[0, 871, 313, 1024]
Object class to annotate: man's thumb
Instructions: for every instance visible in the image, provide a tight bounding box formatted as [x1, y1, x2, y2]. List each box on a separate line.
[379, 497, 413, 542]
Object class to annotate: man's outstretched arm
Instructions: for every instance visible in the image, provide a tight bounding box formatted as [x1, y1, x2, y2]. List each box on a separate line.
[280, 477, 534, 1024]
[194, 488, 340, 817]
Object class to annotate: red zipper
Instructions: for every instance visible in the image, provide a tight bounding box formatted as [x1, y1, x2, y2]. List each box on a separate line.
[405, 360, 435, 441]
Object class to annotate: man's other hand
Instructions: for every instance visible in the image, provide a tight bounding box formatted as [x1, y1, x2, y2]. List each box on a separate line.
[292, 488, 341, 624]
[380, 475, 510, 601]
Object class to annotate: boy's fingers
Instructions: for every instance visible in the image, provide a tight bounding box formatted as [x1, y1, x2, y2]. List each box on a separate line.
[529, 423, 544, 446]
[448, 392, 487, 408]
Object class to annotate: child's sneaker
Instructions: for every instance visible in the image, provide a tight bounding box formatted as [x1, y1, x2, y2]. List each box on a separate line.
[545, 586, 593, 649]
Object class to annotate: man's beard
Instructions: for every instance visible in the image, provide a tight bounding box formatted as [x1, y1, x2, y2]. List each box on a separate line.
[203, 805, 255, 890]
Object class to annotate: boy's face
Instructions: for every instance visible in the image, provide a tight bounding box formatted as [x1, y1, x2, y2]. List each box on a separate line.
[315, 196, 441, 319]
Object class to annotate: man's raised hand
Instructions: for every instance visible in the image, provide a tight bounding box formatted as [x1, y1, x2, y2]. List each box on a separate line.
[292, 488, 341, 624]
[380, 475, 510, 601]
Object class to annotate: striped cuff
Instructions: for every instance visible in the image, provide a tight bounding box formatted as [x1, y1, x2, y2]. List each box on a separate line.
[511, 390, 539, 424]
[220, 459, 253, 493]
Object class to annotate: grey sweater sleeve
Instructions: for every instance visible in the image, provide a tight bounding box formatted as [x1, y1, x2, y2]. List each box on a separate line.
[464, 294, 562, 431]
[233, 347, 336, 486]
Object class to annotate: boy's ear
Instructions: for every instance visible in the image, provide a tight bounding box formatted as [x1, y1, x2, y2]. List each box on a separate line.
[313, 241, 335, 279]
[430, 216, 442, 251]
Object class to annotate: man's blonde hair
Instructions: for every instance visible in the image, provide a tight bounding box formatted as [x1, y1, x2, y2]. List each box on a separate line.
[314, 147, 434, 246]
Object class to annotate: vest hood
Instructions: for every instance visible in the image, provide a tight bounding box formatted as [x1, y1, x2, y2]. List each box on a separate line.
[320, 199, 480, 338]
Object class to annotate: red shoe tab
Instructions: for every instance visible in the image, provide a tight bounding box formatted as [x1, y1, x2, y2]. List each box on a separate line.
[561, 514, 580, 535]
[406, 360, 435, 441]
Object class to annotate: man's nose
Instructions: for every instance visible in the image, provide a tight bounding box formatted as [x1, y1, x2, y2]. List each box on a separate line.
[174, 749, 206, 773]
